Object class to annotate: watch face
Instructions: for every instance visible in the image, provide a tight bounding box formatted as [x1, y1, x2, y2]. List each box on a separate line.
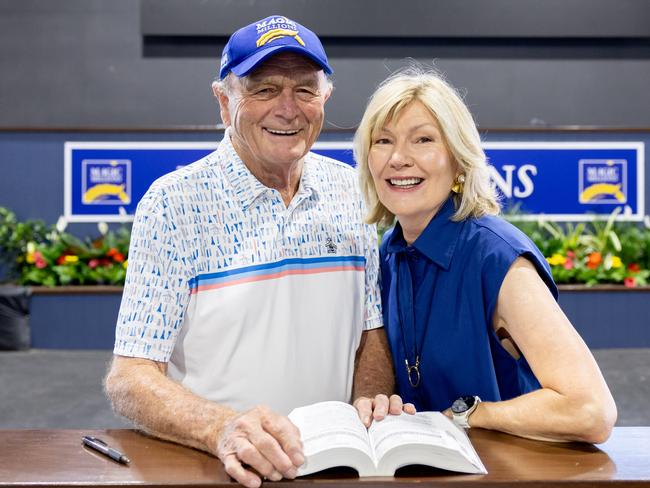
[451, 396, 476, 414]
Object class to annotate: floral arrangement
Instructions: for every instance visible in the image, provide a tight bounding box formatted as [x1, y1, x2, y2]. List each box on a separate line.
[509, 209, 650, 287]
[1, 207, 129, 287]
[2, 205, 650, 287]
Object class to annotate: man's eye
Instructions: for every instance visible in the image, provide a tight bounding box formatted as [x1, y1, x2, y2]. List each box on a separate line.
[253, 87, 275, 95]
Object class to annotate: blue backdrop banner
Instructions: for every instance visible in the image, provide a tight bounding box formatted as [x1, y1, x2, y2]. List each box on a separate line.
[65, 141, 644, 222]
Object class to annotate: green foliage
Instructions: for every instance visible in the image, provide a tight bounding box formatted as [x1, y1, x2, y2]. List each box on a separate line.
[509, 210, 650, 287]
[0, 207, 50, 280]
[1, 206, 130, 287]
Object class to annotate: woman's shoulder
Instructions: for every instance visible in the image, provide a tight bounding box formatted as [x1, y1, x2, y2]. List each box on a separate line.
[464, 214, 537, 255]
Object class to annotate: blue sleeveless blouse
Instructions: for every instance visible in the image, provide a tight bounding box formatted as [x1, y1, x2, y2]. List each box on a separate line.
[380, 197, 558, 411]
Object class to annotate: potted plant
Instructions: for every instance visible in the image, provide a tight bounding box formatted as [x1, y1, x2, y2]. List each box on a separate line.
[0, 207, 50, 350]
[0, 206, 130, 349]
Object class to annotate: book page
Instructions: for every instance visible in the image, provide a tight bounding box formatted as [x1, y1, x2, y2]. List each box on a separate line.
[368, 412, 458, 462]
[289, 401, 374, 460]
[426, 413, 485, 470]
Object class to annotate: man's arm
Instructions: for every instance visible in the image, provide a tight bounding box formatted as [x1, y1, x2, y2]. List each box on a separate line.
[352, 328, 415, 426]
[104, 356, 303, 488]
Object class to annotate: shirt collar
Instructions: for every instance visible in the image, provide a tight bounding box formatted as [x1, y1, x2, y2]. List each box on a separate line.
[218, 129, 318, 210]
[384, 196, 463, 270]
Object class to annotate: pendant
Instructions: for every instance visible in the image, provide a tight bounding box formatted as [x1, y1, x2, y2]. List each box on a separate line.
[404, 356, 420, 388]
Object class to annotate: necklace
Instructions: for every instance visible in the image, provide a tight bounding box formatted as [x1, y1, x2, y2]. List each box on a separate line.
[396, 247, 437, 388]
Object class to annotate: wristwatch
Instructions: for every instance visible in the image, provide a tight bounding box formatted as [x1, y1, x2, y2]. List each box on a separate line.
[451, 395, 481, 428]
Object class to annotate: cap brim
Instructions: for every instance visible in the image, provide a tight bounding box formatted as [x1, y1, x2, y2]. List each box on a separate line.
[229, 44, 333, 77]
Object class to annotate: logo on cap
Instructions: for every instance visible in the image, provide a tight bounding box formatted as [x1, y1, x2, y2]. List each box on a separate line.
[256, 28, 305, 47]
[255, 16, 305, 47]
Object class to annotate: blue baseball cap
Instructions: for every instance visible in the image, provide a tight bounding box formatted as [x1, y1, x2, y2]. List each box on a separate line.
[219, 15, 333, 80]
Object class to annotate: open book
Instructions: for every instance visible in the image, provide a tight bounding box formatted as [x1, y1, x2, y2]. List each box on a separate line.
[288, 401, 487, 477]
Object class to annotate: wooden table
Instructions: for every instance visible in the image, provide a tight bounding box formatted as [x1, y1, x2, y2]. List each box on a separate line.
[1, 428, 649, 487]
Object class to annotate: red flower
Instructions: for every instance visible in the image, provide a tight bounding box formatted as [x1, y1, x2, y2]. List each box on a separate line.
[89, 259, 100, 269]
[566, 250, 576, 259]
[34, 252, 47, 269]
[112, 252, 125, 263]
[628, 263, 641, 274]
[564, 258, 574, 270]
[624, 277, 637, 288]
[586, 252, 602, 270]
[106, 247, 118, 257]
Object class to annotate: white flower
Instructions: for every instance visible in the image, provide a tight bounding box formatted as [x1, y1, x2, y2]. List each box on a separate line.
[644, 215, 650, 229]
[55, 216, 68, 233]
[97, 222, 109, 235]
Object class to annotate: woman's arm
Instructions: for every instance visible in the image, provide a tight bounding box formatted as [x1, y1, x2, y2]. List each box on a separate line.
[467, 257, 617, 443]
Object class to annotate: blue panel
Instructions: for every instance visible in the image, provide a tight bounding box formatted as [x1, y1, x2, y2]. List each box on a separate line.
[29, 294, 122, 349]
[559, 291, 650, 349]
[485, 145, 642, 219]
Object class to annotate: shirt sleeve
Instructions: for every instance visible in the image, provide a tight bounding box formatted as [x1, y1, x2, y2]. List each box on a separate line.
[363, 221, 384, 330]
[480, 224, 558, 327]
[113, 188, 191, 362]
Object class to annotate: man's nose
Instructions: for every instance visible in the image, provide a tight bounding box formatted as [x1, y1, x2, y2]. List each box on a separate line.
[274, 89, 300, 119]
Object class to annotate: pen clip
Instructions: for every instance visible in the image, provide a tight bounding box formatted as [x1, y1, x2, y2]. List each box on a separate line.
[85, 436, 107, 446]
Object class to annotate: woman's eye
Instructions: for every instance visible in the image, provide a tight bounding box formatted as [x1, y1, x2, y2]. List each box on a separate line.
[417, 136, 433, 143]
[373, 138, 391, 145]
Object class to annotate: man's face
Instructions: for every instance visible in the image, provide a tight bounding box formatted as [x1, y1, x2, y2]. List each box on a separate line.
[216, 52, 331, 172]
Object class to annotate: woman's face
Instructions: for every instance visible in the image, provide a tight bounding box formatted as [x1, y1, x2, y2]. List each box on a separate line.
[368, 101, 458, 241]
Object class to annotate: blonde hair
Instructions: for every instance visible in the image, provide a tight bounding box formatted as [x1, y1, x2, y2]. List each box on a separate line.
[354, 65, 500, 226]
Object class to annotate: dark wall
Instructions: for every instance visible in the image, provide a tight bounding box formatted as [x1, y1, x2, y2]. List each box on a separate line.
[1, 0, 650, 129]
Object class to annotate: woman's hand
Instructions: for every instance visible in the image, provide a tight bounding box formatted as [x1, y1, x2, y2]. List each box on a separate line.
[353, 394, 416, 427]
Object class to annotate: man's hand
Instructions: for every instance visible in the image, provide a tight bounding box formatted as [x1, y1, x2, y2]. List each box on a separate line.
[216, 405, 304, 488]
[353, 394, 416, 428]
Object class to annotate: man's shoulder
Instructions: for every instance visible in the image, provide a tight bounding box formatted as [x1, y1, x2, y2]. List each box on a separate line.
[306, 151, 356, 175]
[144, 150, 222, 201]
[304, 151, 359, 194]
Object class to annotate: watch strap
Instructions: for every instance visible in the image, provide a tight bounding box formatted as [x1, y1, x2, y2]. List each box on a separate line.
[452, 396, 481, 428]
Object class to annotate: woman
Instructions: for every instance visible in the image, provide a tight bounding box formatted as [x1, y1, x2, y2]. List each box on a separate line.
[354, 67, 617, 443]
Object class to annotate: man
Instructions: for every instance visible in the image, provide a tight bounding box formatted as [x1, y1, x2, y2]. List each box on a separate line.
[105, 15, 407, 488]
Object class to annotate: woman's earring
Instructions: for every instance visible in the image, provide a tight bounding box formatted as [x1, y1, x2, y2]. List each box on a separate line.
[451, 174, 465, 194]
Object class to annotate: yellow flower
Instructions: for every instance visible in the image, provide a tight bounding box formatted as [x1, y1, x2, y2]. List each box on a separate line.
[546, 253, 566, 266]
[63, 255, 79, 263]
[25, 242, 37, 263]
[122, 260, 128, 269]
[610, 256, 622, 268]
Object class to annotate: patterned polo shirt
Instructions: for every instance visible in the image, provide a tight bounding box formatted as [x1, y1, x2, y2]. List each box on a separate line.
[114, 131, 382, 414]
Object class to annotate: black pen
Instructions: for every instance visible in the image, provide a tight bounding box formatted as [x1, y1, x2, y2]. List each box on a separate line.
[82, 436, 131, 465]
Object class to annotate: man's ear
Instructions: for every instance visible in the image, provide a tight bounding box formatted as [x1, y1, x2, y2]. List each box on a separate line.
[323, 82, 333, 103]
[212, 81, 232, 126]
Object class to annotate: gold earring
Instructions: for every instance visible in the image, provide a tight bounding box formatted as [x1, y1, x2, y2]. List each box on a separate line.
[451, 174, 465, 194]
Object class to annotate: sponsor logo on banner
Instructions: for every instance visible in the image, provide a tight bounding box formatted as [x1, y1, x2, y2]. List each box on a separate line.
[579, 159, 627, 204]
[82, 159, 131, 205]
